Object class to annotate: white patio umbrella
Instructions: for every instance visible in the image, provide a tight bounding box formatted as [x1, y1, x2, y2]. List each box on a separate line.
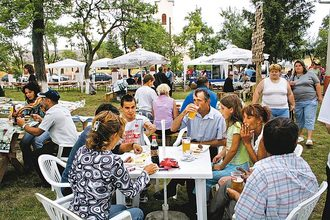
[107, 48, 168, 84]
[91, 58, 112, 68]
[206, 45, 252, 64]
[108, 48, 168, 69]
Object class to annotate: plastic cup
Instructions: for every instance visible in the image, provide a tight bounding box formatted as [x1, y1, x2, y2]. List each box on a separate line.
[231, 171, 244, 193]
[182, 137, 191, 154]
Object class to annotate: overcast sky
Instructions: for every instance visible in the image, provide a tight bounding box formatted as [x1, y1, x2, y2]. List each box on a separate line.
[17, 0, 330, 50]
[155, 0, 329, 38]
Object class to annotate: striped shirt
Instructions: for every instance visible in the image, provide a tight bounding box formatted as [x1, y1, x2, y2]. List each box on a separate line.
[235, 153, 318, 219]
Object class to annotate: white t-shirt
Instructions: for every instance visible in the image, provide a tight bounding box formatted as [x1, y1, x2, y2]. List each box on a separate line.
[262, 78, 288, 109]
[39, 104, 78, 145]
[123, 114, 149, 145]
[317, 87, 330, 168]
[135, 86, 157, 112]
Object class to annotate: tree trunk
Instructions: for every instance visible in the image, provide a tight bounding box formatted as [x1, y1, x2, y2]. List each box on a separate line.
[32, 0, 47, 89]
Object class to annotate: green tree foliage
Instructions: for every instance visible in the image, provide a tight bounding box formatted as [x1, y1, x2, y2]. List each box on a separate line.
[121, 20, 170, 57]
[61, 50, 78, 60]
[178, 8, 218, 59]
[218, 7, 252, 49]
[96, 35, 123, 59]
[314, 15, 329, 66]
[244, 0, 314, 62]
[0, 0, 70, 83]
[69, 0, 156, 80]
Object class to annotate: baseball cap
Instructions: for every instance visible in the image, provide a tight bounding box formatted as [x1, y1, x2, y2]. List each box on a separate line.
[38, 89, 60, 101]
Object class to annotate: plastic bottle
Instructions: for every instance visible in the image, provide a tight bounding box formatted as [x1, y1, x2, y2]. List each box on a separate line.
[150, 135, 159, 165]
[133, 123, 140, 143]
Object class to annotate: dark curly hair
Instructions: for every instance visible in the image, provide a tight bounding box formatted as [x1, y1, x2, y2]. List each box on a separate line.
[242, 104, 271, 124]
[22, 82, 41, 103]
[86, 111, 126, 152]
[24, 64, 35, 75]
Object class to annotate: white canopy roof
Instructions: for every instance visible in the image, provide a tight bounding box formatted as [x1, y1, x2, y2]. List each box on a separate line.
[206, 45, 268, 64]
[91, 58, 112, 68]
[47, 59, 86, 69]
[107, 48, 168, 69]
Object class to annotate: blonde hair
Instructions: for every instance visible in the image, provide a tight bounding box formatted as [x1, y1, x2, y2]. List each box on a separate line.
[156, 83, 170, 96]
[86, 111, 126, 151]
[269, 64, 282, 72]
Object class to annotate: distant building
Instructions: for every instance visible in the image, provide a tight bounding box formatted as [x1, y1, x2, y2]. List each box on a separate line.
[153, 0, 174, 33]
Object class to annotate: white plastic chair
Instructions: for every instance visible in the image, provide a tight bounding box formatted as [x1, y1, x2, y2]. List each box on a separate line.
[172, 127, 187, 147]
[38, 154, 71, 199]
[35, 193, 82, 220]
[36, 192, 133, 220]
[285, 181, 328, 220]
[294, 144, 303, 157]
[57, 144, 74, 162]
[143, 133, 151, 146]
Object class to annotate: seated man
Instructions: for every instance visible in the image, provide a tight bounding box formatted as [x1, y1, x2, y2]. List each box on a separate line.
[180, 76, 218, 112]
[154, 89, 226, 218]
[208, 117, 318, 219]
[120, 94, 156, 145]
[17, 89, 78, 186]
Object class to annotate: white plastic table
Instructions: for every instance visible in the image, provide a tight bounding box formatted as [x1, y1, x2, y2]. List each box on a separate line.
[118, 146, 212, 220]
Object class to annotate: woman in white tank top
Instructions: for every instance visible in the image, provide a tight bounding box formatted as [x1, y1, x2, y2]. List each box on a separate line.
[252, 64, 295, 118]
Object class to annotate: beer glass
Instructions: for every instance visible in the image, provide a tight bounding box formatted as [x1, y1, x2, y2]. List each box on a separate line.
[231, 171, 244, 193]
[182, 137, 191, 154]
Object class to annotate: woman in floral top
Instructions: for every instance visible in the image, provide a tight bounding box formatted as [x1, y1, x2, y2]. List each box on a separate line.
[69, 111, 158, 220]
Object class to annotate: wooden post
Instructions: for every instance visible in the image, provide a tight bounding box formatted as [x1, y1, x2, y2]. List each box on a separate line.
[252, 2, 265, 85]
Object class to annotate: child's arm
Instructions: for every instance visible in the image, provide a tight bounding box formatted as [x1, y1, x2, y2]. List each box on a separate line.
[213, 134, 241, 170]
[212, 147, 226, 164]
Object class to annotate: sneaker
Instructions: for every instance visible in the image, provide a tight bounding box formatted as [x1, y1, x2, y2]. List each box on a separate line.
[306, 139, 313, 146]
[298, 136, 304, 143]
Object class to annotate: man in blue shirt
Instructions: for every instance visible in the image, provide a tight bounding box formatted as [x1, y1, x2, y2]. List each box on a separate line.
[180, 76, 218, 112]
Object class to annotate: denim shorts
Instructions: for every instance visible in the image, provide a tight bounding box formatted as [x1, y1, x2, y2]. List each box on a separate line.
[270, 108, 289, 118]
[295, 99, 318, 130]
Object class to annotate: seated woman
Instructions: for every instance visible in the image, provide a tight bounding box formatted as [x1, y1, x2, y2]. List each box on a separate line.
[152, 83, 179, 135]
[68, 111, 158, 220]
[209, 104, 271, 219]
[16, 82, 50, 172]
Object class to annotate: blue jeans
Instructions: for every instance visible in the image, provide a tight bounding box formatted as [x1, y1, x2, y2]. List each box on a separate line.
[271, 108, 289, 118]
[295, 99, 318, 130]
[108, 204, 144, 220]
[19, 131, 50, 170]
[205, 162, 249, 198]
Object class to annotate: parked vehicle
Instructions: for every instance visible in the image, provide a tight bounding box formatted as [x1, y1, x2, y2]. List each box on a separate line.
[51, 74, 70, 82]
[1, 75, 8, 82]
[90, 72, 112, 81]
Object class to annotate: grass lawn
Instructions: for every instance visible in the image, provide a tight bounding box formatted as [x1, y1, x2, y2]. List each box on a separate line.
[0, 88, 328, 219]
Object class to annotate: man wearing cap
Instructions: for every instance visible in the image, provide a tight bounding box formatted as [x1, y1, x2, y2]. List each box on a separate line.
[17, 89, 78, 185]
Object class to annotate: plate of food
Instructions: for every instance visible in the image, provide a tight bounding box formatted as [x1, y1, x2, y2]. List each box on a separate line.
[190, 144, 210, 153]
[123, 152, 150, 166]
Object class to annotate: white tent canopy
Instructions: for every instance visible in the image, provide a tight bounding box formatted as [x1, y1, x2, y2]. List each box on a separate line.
[47, 59, 86, 69]
[206, 45, 269, 64]
[47, 59, 86, 83]
[107, 48, 168, 69]
[91, 58, 112, 68]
